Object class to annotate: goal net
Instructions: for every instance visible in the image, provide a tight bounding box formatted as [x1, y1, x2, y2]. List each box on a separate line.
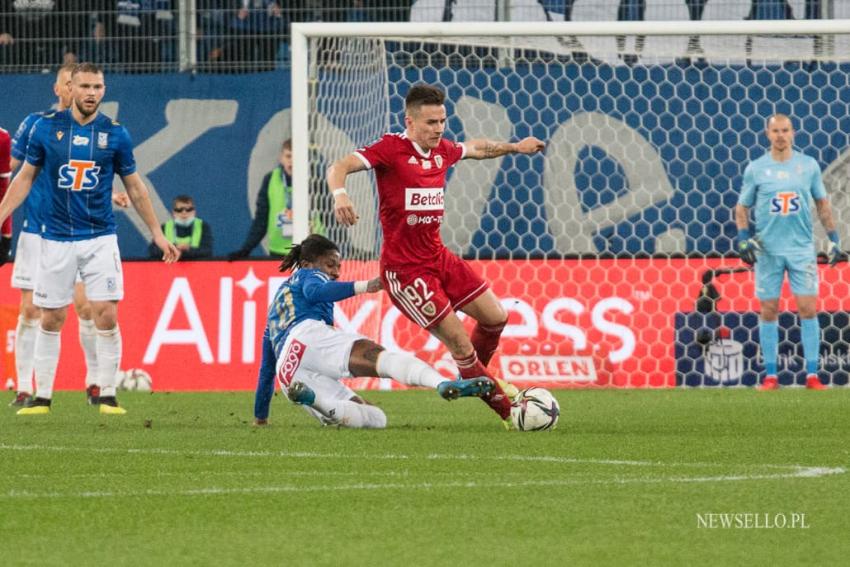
[292, 20, 850, 389]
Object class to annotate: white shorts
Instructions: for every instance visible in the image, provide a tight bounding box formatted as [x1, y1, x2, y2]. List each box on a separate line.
[34, 234, 124, 309]
[275, 319, 367, 423]
[11, 232, 40, 290]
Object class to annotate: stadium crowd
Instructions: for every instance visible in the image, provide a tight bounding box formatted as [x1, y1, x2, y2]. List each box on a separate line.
[0, 1, 828, 73]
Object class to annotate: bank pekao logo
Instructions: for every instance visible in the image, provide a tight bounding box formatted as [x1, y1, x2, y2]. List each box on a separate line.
[704, 337, 744, 385]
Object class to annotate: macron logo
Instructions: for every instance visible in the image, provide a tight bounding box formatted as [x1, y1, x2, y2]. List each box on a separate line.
[405, 187, 444, 211]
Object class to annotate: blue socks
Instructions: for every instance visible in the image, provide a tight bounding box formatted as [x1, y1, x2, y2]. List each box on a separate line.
[759, 320, 779, 376]
[801, 317, 820, 375]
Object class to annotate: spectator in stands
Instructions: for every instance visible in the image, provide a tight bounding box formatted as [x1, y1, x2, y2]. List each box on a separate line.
[195, 0, 230, 67]
[228, 139, 295, 259]
[57, 1, 102, 65]
[746, 0, 794, 20]
[153, 0, 176, 65]
[684, 1, 708, 59]
[0, 0, 63, 70]
[616, 0, 645, 66]
[222, 0, 282, 72]
[150, 195, 213, 259]
[105, 0, 159, 71]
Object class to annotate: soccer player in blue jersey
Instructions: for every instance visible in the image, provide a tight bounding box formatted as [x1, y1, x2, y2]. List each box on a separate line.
[0, 62, 179, 415]
[253, 234, 494, 428]
[6, 63, 131, 408]
[735, 113, 843, 390]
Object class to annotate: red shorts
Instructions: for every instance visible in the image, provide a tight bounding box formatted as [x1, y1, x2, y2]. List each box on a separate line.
[381, 248, 488, 330]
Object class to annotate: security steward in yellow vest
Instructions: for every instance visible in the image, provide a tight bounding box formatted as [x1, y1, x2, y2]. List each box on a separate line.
[228, 139, 326, 260]
[149, 196, 213, 260]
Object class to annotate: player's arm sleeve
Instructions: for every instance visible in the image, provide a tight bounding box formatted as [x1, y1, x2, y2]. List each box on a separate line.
[447, 140, 466, 166]
[353, 135, 392, 171]
[10, 116, 34, 163]
[238, 174, 271, 254]
[302, 274, 356, 303]
[810, 160, 827, 200]
[737, 165, 756, 207]
[253, 326, 277, 421]
[115, 127, 138, 176]
[24, 121, 46, 167]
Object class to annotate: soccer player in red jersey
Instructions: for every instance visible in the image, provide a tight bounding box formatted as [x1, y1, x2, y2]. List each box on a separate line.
[327, 84, 545, 427]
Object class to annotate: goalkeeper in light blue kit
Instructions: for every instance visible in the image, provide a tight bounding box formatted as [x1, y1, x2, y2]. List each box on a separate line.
[253, 234, 494, 428]
[735, 114, 845, 390]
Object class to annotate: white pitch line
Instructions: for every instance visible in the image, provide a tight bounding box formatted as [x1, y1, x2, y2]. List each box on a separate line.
[0, 443, 843, 478]
[1, 466, 845, 501]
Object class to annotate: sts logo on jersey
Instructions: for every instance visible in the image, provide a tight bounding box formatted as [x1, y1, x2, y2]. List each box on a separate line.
[770, 192, 800, 215]
[58, 160, 101, 191]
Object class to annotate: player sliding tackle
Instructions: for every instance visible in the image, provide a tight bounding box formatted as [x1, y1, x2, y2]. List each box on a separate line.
[254, 234, 494, 428]
[328, 84, 545, 428]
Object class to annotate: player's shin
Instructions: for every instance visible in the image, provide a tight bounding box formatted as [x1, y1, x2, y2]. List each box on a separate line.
[78, 318, 99, 387]
[376, 351, 444, 389]
[14, 316, 39, 395]
[801, 317, 820, 375]
[454, 351, 512, 420]
[33, 327, 61, 400]
[470, 321, 506, 367]
[759, 320, 779, 376]
[95, 325, 122, 397]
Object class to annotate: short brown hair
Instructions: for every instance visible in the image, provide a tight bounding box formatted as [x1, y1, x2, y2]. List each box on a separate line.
[405, 84, 445, 115]
[173, 195, 194, 207]
[72, 62, 103, 77]
[282, 139, 292, 152]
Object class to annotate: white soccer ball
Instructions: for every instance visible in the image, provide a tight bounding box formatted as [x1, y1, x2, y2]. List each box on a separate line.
[511, 387, 560, 431]
[118, 368, 153, 392]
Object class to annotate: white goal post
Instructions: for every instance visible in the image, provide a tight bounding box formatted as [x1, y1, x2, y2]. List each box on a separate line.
[290, 20, 850, 389]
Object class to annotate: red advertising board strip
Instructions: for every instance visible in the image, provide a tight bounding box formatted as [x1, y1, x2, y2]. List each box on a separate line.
[1, 259, 844, 391]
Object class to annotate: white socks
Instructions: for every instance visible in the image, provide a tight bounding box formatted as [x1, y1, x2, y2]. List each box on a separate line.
[78, 318, 99, 387]
[96, 326, 122, 397]
[376, 351, 445, 389]
[14, 316, 40, 394]
[33, 326, 61, 400]
[310, 397, 387, 429]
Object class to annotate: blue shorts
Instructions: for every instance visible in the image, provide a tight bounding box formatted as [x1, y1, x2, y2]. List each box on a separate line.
[755, 252, 818, 300]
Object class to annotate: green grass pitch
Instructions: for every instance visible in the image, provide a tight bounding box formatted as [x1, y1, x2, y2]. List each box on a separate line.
[2, 389, 849, 566]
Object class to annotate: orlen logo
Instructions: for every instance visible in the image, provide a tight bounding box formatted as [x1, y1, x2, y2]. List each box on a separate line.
[405, 187, 444, 211]
[770, 192, 801, 215]
[58, 160, 100, 191]
[277, 339, 306, 387]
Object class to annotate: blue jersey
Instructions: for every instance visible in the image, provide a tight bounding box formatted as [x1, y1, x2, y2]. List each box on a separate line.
[267, 268, 357, 357]
[10, 110, 53, 234]
[24, 109, 136, 241]
[738, 151, 826, 256]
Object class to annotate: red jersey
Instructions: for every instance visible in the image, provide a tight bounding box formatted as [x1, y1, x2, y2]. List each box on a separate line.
[355, 132, 465, 267]
[0, 128, 11, 237]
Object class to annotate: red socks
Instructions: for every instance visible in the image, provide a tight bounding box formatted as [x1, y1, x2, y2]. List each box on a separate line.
[470, 321, 506, 367]
[453, 351, 512, 420]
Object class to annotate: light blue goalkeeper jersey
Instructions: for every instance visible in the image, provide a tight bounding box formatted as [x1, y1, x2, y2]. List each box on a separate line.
[738, 150, 826, 256]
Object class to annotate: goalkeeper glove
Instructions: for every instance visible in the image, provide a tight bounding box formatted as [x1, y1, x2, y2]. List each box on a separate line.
[827, 231, 847, 267]
[736, 229, 762, 266]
